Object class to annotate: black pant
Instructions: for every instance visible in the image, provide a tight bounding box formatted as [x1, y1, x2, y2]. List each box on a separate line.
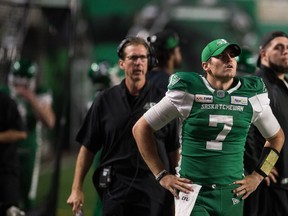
[244, 182, 288, 216]
[101, 179, 172, 216]
[0, 173, 20, 215]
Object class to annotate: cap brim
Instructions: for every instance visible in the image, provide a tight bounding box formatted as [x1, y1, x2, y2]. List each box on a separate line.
[212, 44, 241, 58]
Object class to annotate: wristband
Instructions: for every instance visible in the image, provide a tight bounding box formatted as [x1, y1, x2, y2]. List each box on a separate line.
[255, 147, 280, 178]
[155, 170, 168, 182]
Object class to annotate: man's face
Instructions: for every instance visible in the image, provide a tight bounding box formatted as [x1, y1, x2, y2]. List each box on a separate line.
[11, 76, 35, 90]
[119, 44, 148, 82]
[203, 47, 238, 82]
[263, 37, 288, 73]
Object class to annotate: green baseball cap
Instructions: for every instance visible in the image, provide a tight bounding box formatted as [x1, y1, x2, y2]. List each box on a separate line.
[12, 59, 37, 78]
[201, 39, 241, 62]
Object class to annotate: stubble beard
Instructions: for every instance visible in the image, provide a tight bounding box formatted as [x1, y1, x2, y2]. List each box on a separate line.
[269, 60, 288, 74]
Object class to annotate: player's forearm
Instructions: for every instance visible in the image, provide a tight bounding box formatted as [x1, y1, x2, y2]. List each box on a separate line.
[133, 117, 166, 176]
[168, 149, 180, 174]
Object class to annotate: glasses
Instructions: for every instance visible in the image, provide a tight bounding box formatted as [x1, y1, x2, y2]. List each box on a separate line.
[125, 55, 148, 62]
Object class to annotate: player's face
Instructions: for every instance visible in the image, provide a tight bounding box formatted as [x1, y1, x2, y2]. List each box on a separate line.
[264, 37, 288, 73]
[204, 47, 238, 82]
[119, 44, 148, 82]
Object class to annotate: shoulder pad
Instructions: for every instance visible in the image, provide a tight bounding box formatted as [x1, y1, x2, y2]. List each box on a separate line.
[168, 72, 199, 91]
[240, 76, 267, 94]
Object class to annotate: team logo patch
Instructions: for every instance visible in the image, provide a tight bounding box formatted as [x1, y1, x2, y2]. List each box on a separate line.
[232, 198, 240, 205]
[168, 74, 181, 87]
[216, 90, 225, 98]
[261, 80, 268, 93]
[195, 94, 213, 103]
[181, 194, 190, 202]
[143, 102, 156, 110]
[217, 39, 228, 46]
[231, 96, 248, 106]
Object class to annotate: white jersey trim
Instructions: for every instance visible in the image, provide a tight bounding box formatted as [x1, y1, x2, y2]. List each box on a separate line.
[250, 92, 280, 138]
[253, 106, 280, 139]
[166, 90, 194, 118]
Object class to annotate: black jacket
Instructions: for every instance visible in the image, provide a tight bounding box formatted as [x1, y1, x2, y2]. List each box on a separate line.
[244, 65, 288, 188]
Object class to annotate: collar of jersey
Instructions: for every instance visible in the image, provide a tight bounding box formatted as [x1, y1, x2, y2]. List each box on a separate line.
[200, 76, 242, 95]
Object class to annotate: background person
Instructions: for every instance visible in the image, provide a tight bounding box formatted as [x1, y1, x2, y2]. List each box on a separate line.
[133, 38, 284, 216]
[67, 36, 179, 216]
[236, 47, 257, 76]
[0, 90, 27, 216]
[147, 29, 182, 90]
[9, 59, 56, 210]
[244, 31, 288, 216]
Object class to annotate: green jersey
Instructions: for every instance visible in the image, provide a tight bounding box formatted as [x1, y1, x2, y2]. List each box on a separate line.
[167, 72, 268, 185]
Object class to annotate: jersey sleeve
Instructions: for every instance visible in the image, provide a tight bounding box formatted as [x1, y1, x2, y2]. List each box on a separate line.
[253, 105, 280, 139]
[249, 78, 280, 139]
[143, 73, 195, 131]
[167, 72, 195, 118]
[143, 96, 180, 131]
[168, 72, 190, 91]
[248, 76, 269, 122]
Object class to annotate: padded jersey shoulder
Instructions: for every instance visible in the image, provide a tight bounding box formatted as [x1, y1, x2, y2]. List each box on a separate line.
[238, 75, 267, 95]
[168, 71, 201, 91]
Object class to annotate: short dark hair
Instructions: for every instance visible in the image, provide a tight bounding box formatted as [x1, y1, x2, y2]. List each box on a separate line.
[147, 30, 180, 66]
[257, 31, 288, 66]
[147, 30, 180, 51]
[259, 31, 288, 49]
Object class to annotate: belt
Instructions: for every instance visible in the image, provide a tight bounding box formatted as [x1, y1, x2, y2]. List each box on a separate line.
[200, 183, 234, 189]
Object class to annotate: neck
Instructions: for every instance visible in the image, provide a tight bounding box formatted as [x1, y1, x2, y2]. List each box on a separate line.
[155, 64, 173, 76]
[263, 62, 286, 80]
[125, 78, 145, 96]
[206, 76, 234, 90]
[166, 61, 174, 75]
[277, 73, 285, 80]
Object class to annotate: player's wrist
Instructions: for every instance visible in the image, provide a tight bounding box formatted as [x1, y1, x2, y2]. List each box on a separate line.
[155, 169, 169, 182]
[251, 171, 264, 183]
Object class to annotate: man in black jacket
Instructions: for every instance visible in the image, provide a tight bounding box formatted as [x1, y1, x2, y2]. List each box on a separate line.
[244, 31, 288, 216]
[67, 37, 179, 216]
[0, 90, 27, 216]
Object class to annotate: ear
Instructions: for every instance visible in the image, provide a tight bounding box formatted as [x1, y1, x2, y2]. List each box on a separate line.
[260, 48, 266, 59]
[119, 59, 124, 70]
[202, 62, 209, 71]
[259, 48, 269, 65]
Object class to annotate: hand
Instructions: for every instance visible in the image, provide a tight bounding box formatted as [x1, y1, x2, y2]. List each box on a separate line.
[67, 189, 84, 216]
[264, 167, 278, 186]
[233, 171, 263, 200]
[159, 174, 193, 199]
[14, 85, 35, 101]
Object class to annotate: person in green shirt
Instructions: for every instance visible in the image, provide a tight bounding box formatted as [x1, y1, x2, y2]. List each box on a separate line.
[133, 38, 284, 216]
[10, 59, 56, 210]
